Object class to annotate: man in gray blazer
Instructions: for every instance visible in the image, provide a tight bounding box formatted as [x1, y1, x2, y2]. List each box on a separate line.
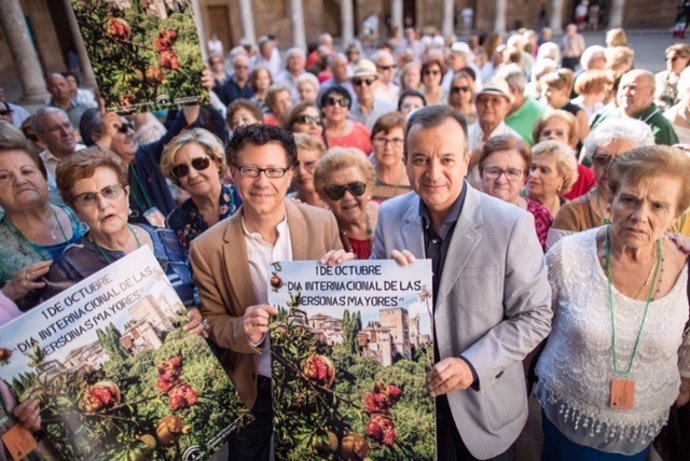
[372, 105, 552, 460]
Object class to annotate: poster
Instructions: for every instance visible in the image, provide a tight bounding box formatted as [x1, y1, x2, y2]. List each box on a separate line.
[70, 0, 209, 114]
[0, 246, 248, 461]
[269, 260, 436, 461]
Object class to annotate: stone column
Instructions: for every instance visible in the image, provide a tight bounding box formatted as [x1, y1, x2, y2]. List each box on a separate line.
[0, 0, 50, 103]
[190, 0, 208, 62]
[550, 0, 564, 34]
[341, 0, 354, 47]
[290, 0, 306, 50]
[391, 0, 403, 31]
[63, 0, 97, 89]
[238, 0, 256, 44]
[608, 0, 625, 28]
[494, 0, 507, 34]
[442, 0, 454, 38]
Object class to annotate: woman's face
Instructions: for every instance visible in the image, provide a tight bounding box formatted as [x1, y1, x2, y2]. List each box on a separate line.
[372, 127, 405, 168]
[323, 165, 369, 226]
[527, 154, 564, 199]
[294, 148, 320, 195]
[272, 90, 293, 119]
[71, 166, 129, 238]
[422, 64, 443, 87]
[298, 83, 318, 105]
[0, 150, 49, 211]
[400, 96, 425, 117]
[292, 107, 324, 140]
[173, 143, 220, 199]
[538, 118, 573, 147]
[610, 175, 683, 249]
[544, 85, 570, 109]
[449, 77, 473, 107]
[322, 93, 350, 125]
[255, 69, 272, 92]
[668, 54, 690, 75]
[480, 149, 527, 204]
[402, 67, 421, 90]
[229, 108, 261, 131]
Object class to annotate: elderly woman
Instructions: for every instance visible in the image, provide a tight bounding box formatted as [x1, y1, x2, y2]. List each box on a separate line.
[527, 140, 579, 218]
[656, 44, 690, 111]
[536, 145, 690, 461]
[478, 135, 553, 250]
[664, 68, 690, 144]
[448, 71, 478, 124]
[398, 90, 427, 118]
[250, 66, 273, 114]
[296, 73, 320, 105]
[288, 133, 328, 208]
[41, 147, 201, 315]
[533, 110, 596, 201]
[400, 62, 421, 91]
[161, 128, 242, 249]
[420, 58, 447, 106]
[314, 148, 379, 259]
[0, 122, 87, 310]
[320, 86, 372, 154]
[226, 99, 263, 132]
[370, 112, 412, 202]
[264, 84, 294, 127]
[281, 102, 327, 146]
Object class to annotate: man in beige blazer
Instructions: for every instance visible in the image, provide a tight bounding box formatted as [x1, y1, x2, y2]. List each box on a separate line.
[189, 125, 346, 461]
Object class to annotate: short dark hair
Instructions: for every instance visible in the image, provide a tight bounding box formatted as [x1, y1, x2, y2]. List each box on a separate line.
[371, 111, 406, 139]
[61, 71, 80, 86]
[319, 85, 352, 110]
[79, 107, 102, 147]
[226, 124, 298, 168]
[404, 106, 467, 159]
[397, 89, 427, 112]
[226, 99, 263, 126]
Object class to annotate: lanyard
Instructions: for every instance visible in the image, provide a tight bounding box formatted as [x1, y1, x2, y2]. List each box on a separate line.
[91, 225, 142, 265]
[605, 226, 662, 376]
[129, 164, 154, 212]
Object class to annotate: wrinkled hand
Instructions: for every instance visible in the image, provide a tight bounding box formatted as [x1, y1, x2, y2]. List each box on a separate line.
[12, 399, 41, 433]
[201, 66, 215, 90]
[677, 377, 690, 407]
[390, 249, 416, 266]
[183, 308, 208, 338]
[95, 112, 125, 151]
[2, 261, 52, 302]
[243, 305, 278, 345]
[427, 357, 474, 397]
[320, 249, 355, 265]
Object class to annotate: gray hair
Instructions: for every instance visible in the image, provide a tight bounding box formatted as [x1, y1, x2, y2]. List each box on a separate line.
[318, 33, 333, 46]
[371, 49, 394, 64]
[285, 47, 306, 63]
[328, 53, 348, 68]
[583, 119, 655, 158]
[580, 45, 606, 70]
[33, 106, 68, 133]
[536, 42, 560, 63]
[495, 64, 527, 93]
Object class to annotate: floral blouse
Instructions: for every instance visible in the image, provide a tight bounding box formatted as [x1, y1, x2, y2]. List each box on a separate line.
[167, 184, 242, 249]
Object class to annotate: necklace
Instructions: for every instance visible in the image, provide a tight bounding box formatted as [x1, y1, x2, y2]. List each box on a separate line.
[4, 206, 69, 260]
[594, 188, 610, 225]
[91, 224, 142, 265]
[604, 225, 663, 376]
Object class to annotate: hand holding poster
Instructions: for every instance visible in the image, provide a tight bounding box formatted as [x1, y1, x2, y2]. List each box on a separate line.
[70, 0, 208, 113]
[268, 260, 435, 461]
[0, 247, 248, 460]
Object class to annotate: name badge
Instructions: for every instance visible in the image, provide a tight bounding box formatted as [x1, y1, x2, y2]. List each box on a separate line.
[610, 379, 635, 410]
[1, 424, 38, 460]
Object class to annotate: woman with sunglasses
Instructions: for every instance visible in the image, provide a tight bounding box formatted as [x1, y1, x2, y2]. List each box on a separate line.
[314, 147, 379, 259]
[319, 86, 372, 154]
[420, 58, 447, 106]
[42, 148, 203, 325]
[0, 122, 87, 311]
[448, 71, 477, 124]
[281, 102, 328, 147]
[161, 129, 241, 249]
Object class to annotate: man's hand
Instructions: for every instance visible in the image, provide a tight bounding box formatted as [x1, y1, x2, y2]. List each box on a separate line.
[95, 112, 124, 151]
[182, 308, 208, 338]
[320, 249, 355, 265]
[12, 399, 41, 433]
[243, 305, 278, 345]
[390, 249, 416, 266]
[201, 66, 215, 90]
[427, 357, 475, 397]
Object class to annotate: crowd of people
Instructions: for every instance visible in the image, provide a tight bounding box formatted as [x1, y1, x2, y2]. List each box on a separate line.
[1, 21, 690, 461]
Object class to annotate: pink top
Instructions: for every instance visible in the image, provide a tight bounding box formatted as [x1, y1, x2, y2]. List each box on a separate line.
[327, 122, 372, 154]
[0, 290, 21, 327]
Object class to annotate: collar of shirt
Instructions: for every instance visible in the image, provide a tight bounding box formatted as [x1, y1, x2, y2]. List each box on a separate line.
[633, 103, 660, 123]
[49, 98, 77, 111]
[418, 181, 468, 240]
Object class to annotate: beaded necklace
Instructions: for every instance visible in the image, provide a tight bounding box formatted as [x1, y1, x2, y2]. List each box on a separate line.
[91, 224, 142, 265]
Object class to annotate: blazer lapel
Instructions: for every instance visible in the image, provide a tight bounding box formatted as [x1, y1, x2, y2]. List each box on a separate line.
[223, 210, 258, 312]
[436, 187, 483, 307]
[286, 200, 308, 260]
[401, 194, 425, 257]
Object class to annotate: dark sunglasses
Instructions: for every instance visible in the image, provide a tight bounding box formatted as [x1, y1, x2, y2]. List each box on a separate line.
[326, 181, 366, 201]
[324, 96, 349, 108]
[352, 78, 375, 87]
[117, 122, 135, 134]
[423, 69, 441, 76]
[0, 109, 12, 116]
[295, 115, 322, 125]
[451, 86, 471, 94]
[377, 65, 396, 71]
[172, 157, 211, 178]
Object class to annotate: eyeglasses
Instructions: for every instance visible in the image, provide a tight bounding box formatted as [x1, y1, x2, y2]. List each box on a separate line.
[352, 78, 375, 87]
[373, 136, 404, 148]
[117, 122, 135, 134]
[324, 96, 349, 108]
[451, 86, 471, 94]
[235, 165, 292, 178]
[172, 157, 211, 178]
[423, 69, 441, 76]
[591, 154, 615, 168]
[211, 60, 223, 66]
[377, 65, 396, 71]
[40, 121, 72, 134]
[482, 167, 524, 181]
[325, 181, 366, 200]
[0, 109, 12, 116]
[295, 115, 322, 125]
[72, 184, 125, 208]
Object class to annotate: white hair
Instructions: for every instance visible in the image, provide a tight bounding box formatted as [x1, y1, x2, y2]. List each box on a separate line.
[536, 42, 560, 63]
[583, 119, 655, 159]
[580, 45, 606, 70]
[531, 58, 557, 81]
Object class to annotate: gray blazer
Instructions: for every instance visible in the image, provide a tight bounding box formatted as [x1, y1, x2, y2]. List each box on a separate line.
[372, 186, 552, 459]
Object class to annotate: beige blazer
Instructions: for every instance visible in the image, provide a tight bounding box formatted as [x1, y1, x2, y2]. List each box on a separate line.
[189, 200, 342, 409]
